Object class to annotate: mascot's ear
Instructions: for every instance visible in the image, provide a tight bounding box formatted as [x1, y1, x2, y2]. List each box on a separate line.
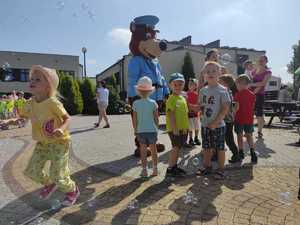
[130, 22, 136, 33]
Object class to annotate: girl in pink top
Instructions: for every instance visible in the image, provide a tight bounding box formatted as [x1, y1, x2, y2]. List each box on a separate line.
[249, 55, 272, 138]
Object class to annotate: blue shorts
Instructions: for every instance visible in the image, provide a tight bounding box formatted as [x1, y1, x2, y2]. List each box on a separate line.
[136, 132, 157, 145]
[234, 123, 254, 134]
[201, 127, 226, 151]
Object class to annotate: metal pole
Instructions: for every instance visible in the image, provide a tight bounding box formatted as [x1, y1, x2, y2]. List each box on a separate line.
[83, 52, 87, 78]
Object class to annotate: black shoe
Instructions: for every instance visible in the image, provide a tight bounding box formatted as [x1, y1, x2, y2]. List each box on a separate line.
[94, 123, 99, 128]
[239, 150, 244, 160]
[184, 143, 193, 148]
[189, 138, 195, 145]
[257, 132, 263, 138]
[228, 154, 241, 163]
[103, 124, 110, 128]
[194, 137, 201, 145]
[166, 166, 186, 177]
[251, 152, 258, 164]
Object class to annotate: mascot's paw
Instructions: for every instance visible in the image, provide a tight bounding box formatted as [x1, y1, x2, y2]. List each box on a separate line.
[134, 148, 152, 158]
[156, 143, 165, 153]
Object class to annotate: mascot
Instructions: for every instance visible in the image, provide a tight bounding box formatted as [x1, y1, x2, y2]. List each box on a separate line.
[127, 15, 169, 157]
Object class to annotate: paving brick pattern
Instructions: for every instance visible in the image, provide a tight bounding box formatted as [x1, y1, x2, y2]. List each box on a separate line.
[0, 115, 299, 225]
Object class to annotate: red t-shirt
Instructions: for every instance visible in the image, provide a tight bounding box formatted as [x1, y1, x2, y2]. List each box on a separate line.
[187, 90, 199, 117]
[234, 89, 256, 124]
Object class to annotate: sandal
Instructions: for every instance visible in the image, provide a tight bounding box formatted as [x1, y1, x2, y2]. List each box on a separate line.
[196, 167, 212, 176]
[214, 170, 225, 180]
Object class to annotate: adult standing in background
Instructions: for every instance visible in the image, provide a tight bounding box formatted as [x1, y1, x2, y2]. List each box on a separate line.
[94, 81, 110, 128]
[198, 49, 220, 89]
[249, 55, 272, 138]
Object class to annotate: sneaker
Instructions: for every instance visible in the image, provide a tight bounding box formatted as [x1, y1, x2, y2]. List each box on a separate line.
[189, 138, 195, 145]
[62, 186, 80, 206]
[257, 132, 263, 138]
[228, 154, 241, 163]
[39, 183, 57, 200]
[239, 150, 244, 160]
[103, 124, 110, 128]
[251, 152, 258, 164]
[194, 137, 201, 145]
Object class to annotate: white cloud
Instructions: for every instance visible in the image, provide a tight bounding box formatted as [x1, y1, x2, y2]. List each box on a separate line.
[87, 59, 97, 65]
[107, 28, 131, 46]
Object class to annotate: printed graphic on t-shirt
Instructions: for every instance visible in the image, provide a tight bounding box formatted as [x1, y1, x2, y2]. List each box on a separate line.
[43, 119, 55, 136]
[202, 95, 215, 118]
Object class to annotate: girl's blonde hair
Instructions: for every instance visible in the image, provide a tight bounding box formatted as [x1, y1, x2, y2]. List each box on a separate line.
[201, 61, 221, 73]
[29, 65, 59, 97]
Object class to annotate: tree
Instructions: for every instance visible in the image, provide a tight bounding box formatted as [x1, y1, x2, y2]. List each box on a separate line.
[80, 78, 97, 115]
[59, 75, 83, 115]
[182, 52, 195, 90]
[287, 40, 300, 99]
[106, 84, 121, 115]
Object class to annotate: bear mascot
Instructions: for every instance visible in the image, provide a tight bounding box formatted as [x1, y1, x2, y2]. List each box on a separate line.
[127, 15, 169, 157]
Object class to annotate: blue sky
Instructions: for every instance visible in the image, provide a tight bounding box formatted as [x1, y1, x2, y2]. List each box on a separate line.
[1, 0, 299, 83]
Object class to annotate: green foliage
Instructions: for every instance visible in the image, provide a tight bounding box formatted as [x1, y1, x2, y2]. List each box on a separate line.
[106, 84, 121, 115]
[287, 40, 300, 99]
[80, 78, 97, 115]
[182, 52, 195, 90]
[58, 74, 83, 115]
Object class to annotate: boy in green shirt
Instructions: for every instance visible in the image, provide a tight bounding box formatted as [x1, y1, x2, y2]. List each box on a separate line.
[166, 73, 189, 177]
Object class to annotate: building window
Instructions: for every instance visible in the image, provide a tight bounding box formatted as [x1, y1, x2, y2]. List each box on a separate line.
[237, 54, 249, 75]
[0, 68, 29, 82]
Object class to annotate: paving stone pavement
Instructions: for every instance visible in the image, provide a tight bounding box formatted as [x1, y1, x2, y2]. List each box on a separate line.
[0, 115, 300, 225]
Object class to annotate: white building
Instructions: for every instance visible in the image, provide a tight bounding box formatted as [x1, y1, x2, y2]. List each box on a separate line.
[0, 51, 82, 94]
[96, 36, 280, 100]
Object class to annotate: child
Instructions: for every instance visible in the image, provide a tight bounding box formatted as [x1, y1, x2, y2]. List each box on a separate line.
[218, 74, 239, 163]
[165, 73, 189, 177]
[196, 62, 230, 179]
[243, 60, 254, 77]
[18, 65, 79, 206]
[15, 91, 27, 127]
[132, 76, 159, 177]
[234, 75, 257, 163]
[186, 79, 201, 146]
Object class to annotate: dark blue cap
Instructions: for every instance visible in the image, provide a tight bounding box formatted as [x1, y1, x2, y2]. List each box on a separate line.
[133, 15, 159, 29]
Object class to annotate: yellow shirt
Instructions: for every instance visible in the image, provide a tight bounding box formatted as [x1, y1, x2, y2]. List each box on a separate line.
[166, 94, 189, 132]
[19, 97, 70, 143]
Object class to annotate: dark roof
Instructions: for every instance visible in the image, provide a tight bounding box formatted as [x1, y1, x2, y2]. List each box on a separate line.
[0, 50, 79, 58]
[96, 59, 122, 78]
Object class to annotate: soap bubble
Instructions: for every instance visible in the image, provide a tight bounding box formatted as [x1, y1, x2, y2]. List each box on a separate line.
[127, 199, 139, 210]
[56, 1, 65, 11]
[87, 10, 95, 21]
[220, 53, 232, 65]
[183, 191, 198, 205]
[192, 157, 200, 166]
[86, 176, 92, 184]
[279, 192, 291, 205]
[2, 62, 11, 71]
[81, 3, 89, 10]
[51, 199, 62, 210]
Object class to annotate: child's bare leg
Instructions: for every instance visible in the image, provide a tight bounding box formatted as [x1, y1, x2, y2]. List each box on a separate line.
[245, 133, 254, 149]
[217, 150, 225, 170]
[237, 133, 243, 151]
[168, 146, 179, 168]
[140, 144, 148, 175]
[149, 144, 158, 175]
